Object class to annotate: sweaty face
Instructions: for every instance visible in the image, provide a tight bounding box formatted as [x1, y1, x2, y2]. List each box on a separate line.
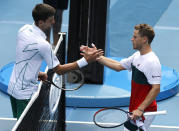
[41, 16, 55, 33]
[131, 30, 144, 50]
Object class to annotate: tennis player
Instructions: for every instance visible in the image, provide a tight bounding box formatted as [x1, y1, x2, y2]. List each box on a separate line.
[7, 4, 103, 119]
[81, 23, 161, 131]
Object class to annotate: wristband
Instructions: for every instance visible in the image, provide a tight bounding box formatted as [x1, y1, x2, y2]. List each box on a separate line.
[77, 57, 88, 68]
[137, 107, 144, 113]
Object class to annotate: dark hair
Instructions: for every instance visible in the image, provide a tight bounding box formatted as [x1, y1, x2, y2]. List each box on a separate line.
[134, 24, 155, 44]
[32, 4, 55, 24]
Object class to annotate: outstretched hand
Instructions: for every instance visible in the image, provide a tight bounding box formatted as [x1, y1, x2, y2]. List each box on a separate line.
[80, 43, 104, 63]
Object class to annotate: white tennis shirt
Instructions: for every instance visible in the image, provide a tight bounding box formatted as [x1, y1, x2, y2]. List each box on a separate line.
[120, 51, 161, 85]
[8, 23, 60, 99]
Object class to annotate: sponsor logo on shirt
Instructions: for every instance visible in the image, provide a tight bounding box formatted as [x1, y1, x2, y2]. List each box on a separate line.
[152, 75, 161, 78]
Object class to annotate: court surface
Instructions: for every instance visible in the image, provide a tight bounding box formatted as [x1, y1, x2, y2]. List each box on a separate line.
[0, 0, 179, 130]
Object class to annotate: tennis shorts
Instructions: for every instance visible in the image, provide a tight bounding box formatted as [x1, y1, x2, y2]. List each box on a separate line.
[124, 115, 155, 131]
[10, 96, 30, 119]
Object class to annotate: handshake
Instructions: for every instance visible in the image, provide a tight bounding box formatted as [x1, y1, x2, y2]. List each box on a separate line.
[77, 43, 104, 68]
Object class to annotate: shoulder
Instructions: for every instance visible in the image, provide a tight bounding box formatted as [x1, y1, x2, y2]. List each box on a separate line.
[143, 52, 161, 70]
[18, 24, 32, 34]
[17, 24, 33, 38]
[146, 52, 160, 65]
[38, 40, 52, 52]
[131, 51, 140, 58]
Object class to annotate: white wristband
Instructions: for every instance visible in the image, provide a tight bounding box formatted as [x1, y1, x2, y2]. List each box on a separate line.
[77, 57, 88, 68]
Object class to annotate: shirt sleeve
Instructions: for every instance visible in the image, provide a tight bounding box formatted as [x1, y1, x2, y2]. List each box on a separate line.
[38, 42, 60, 69]
[144, 61, 161, 85]
[120, 52, 138, 71]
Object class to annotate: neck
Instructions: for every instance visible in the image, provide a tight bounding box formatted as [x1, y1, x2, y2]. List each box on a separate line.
[139, 44, 152, 55]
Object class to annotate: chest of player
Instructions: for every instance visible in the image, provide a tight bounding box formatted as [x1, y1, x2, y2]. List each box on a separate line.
[131, 64, 149, 85]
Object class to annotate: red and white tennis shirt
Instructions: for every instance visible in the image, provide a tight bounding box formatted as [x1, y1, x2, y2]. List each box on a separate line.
[120, 51, 161, 112]
[8, 23, 59, 100]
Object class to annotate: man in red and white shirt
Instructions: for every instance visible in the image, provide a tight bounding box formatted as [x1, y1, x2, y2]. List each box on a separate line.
[81, 23, 161, 130]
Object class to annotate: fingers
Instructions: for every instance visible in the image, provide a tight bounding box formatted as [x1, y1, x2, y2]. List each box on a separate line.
[79, 43, 103, 63]
[93, 49, 104, 61]
[80, 49, 104, 60]
[38, 73, 48, 81]
[80, 52, 85, 57]
[80, 43, 97, 53]
[94, 49, 104, 55]
[91, 43, 95, 47]
[80, 45, 87, 52]
[131, 109, 143, 120]
[91, 43, 97, 49]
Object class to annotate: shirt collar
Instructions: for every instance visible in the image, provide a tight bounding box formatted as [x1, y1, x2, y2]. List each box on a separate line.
[32, 23, 47, 40]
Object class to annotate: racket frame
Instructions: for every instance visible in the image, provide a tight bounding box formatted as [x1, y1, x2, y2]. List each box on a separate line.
[93, 107, 167, 128]
[44, 70, 84, 91]
[93, 107, 130, 128]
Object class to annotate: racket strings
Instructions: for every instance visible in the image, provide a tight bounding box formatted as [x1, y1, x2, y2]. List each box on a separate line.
[45, 70, 84, 91]
[94, 108, 128, 128]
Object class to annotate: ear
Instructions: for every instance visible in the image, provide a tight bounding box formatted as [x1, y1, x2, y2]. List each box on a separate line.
[38, 20, 44, 26]
[37, 20, 45, 29]
[143, 36, 148, 44]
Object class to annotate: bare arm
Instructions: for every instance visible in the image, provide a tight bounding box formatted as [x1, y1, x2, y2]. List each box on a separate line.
[80, 44, 125, 72]
[131, 84, 160, 120]
[138, 84, 160, 111]
[53, 62, 79, 75]
[53, 46, 104, 75]
[97, 56, 126, 72]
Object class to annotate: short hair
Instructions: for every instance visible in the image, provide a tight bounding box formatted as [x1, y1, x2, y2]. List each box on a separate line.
[134, 24, 155, 44]
[32, 4, 55, 24]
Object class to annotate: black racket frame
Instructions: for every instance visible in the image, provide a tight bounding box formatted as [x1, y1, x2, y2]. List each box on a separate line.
[44, 70, 84, 91]
[93, 107, 132, 128]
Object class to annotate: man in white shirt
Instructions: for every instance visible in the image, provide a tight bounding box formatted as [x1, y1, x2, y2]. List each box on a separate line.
[81, 24, 161, 131]
[8, 3, 103, 119]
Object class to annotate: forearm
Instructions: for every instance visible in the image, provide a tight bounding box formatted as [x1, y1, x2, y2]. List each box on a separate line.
[97, 56, 125, 71]
[53, 62, 79, 75]
[138, 84, 160, 111]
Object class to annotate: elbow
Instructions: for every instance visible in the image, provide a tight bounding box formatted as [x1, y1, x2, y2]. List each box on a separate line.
[114, 66, 123, 72]
[115, 64, 124, 72]
[155, 85, 160, 95]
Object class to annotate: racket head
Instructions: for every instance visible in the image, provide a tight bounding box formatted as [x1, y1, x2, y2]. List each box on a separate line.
[48, 69, 84, 114]
[93, 107, 130, 128]
[64, 69, 84, 91]
[46, 69, 84, 91]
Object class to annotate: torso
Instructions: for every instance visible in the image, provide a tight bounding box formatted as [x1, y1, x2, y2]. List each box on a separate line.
[8, 24, 59, 99]
[120, 51, 161, 112]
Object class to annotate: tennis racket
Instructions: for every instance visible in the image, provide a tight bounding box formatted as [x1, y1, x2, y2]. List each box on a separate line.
[48, 69, 84, 114]
[45, 69, 84, 91]
[93, 107, 167, 128]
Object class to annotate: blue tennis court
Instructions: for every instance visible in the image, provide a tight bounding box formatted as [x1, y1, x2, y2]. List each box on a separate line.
[0, 0, 179, 130]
